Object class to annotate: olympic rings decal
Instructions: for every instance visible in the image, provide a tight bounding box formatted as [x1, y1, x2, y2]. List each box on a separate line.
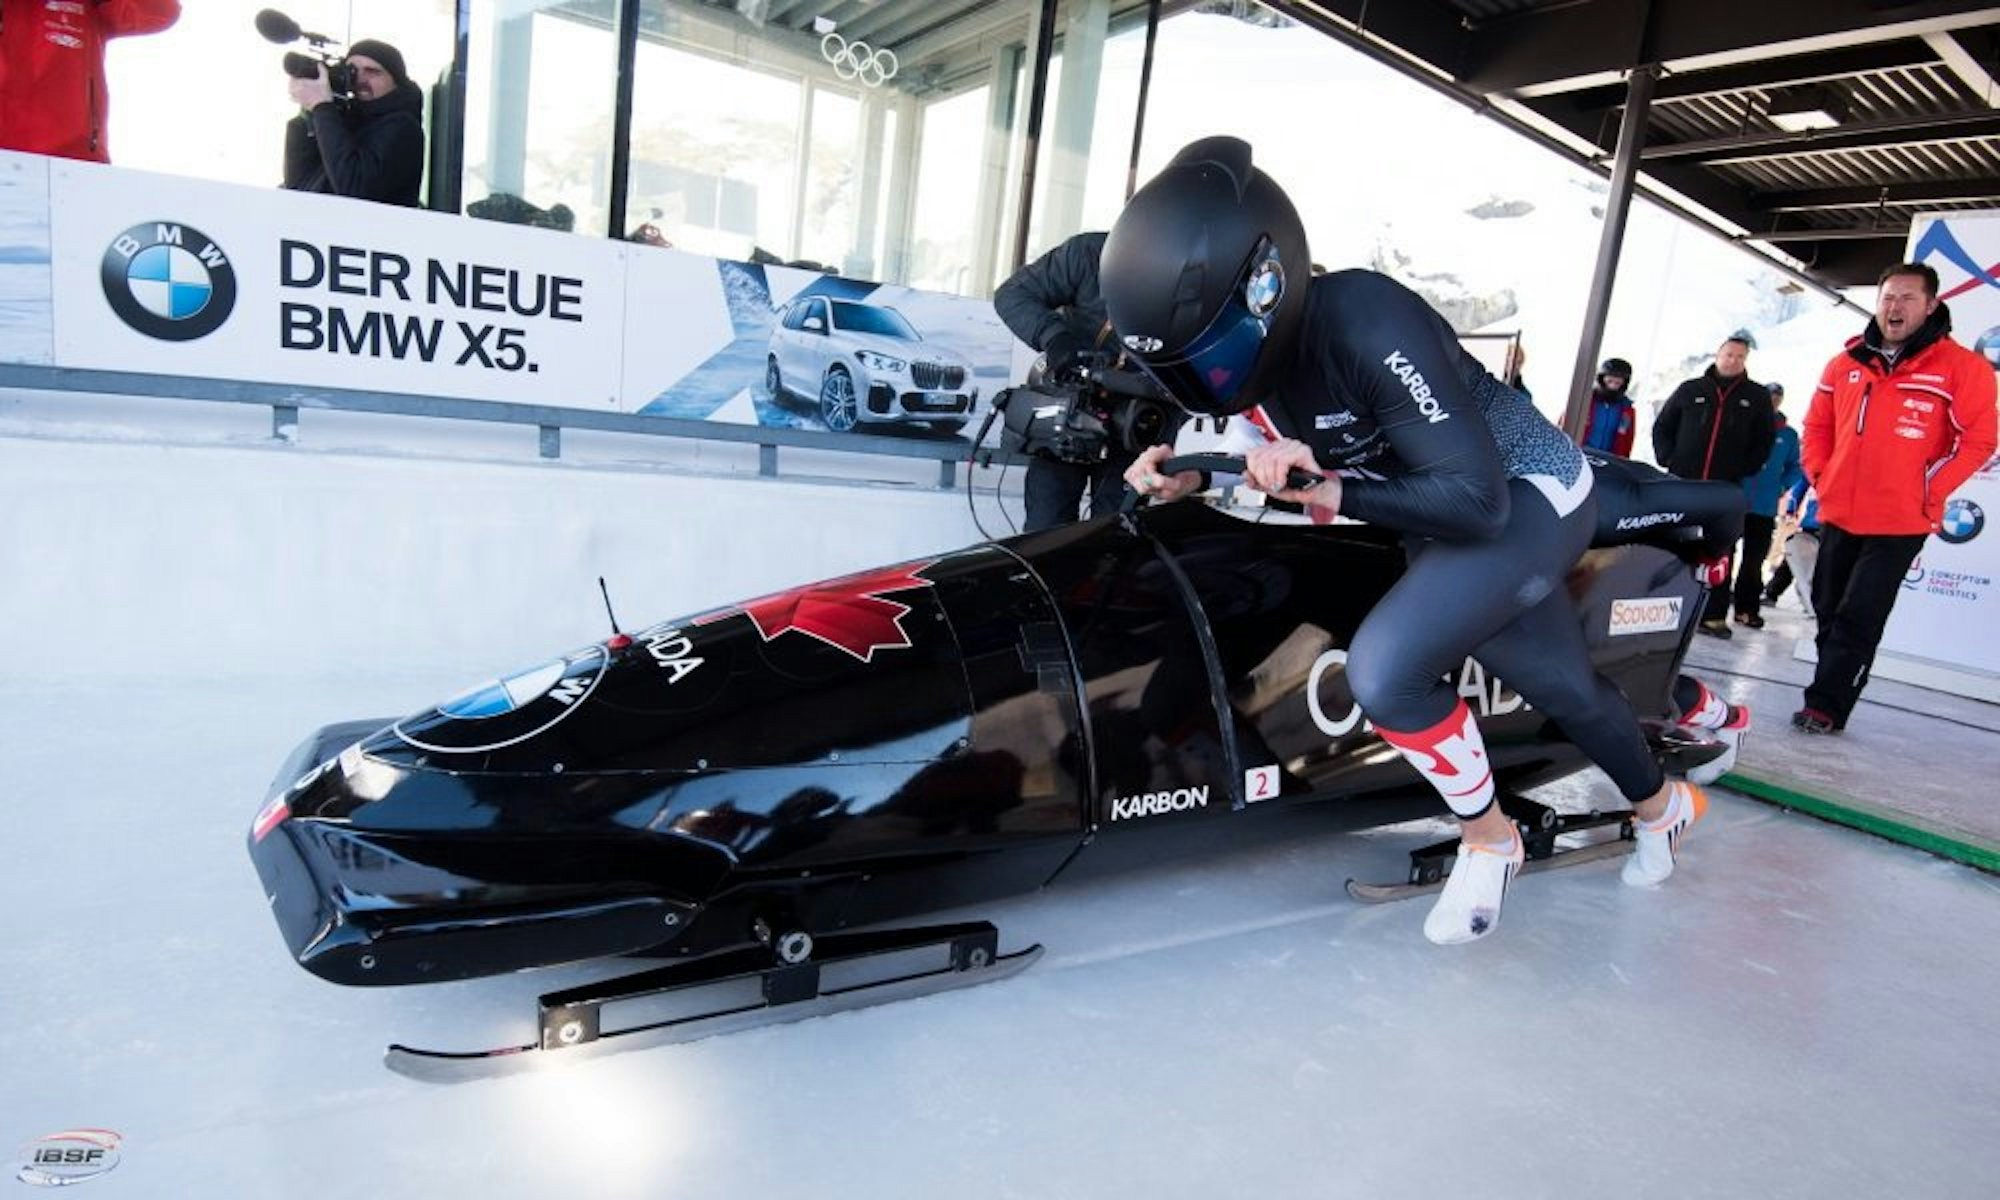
[820, 32, 898, 87]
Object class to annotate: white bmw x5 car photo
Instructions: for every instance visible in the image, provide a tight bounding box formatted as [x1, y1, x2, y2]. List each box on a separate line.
[766, 296, 979, 435]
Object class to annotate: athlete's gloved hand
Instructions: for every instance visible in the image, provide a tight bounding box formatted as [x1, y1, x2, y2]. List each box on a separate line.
[1694, 555, 1730, 587]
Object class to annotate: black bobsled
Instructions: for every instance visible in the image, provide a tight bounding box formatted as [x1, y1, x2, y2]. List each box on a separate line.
[248, 453, 1741, 1074]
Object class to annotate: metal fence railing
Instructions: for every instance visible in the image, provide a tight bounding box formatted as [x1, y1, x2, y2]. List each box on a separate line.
[0, 364, 1010, 489]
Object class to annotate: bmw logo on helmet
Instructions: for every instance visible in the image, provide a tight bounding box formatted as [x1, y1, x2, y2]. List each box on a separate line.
[1940, 498, 1985, 545]
[100, 222, 237, 342]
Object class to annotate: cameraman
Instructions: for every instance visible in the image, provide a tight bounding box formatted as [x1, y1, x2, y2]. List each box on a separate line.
[281, 38, 424, 207]
[995, 231, 1147, 531]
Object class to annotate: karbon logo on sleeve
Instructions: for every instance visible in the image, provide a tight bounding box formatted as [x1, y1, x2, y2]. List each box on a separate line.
[100, 222, 237, 341]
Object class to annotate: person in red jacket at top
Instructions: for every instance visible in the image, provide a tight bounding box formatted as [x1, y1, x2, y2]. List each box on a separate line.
[1794, 261, 1999, 734]
[0, 0, 181, 163]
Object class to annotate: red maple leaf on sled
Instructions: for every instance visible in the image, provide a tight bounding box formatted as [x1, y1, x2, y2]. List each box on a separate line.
[695, 560, 938, 662]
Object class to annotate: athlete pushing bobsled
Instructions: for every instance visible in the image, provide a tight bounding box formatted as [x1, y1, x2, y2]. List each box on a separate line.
[1110, 136, 1741, 944]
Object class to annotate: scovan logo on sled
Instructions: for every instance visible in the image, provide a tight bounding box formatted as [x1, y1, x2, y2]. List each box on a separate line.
[100, 222, 237, 342]
[1608, 596, 1683, 636]
[14, 1129, 123, 1187]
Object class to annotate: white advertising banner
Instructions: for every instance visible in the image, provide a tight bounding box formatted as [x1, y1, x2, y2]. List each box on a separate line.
[618, 248, 1017, 434]
[1877, 211, 2000, 680]
[4, 152, 1031, 443]
[46, 158, 628, 407]
[0, 152, 54, 366]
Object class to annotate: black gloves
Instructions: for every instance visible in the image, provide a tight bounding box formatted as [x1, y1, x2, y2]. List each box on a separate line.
[1042, 330, 1091, 379]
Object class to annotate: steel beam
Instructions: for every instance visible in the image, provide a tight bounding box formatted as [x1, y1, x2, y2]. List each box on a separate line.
[1643, 109, 2000, 163]
[1560, 42, 1938, 112]
[1754, 176, 2000, 212]
[1565, 65, 1659, 442]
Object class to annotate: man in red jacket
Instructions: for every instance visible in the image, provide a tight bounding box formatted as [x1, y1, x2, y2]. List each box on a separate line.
[1794, 262, 1999, 733]
[0, 0, 180, 163]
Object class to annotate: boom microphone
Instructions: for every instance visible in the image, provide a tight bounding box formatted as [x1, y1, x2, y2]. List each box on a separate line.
[255, 9, 302, 43]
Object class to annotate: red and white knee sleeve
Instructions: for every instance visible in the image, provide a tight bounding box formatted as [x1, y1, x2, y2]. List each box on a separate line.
[1375, 701, 1496, 820]
[1679, 679, 1730, 730]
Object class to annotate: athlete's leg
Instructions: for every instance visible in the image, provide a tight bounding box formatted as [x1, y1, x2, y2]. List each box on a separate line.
[1474, 559, 1710, 884]
[1344, 493, 1575, 825]
[1670, 674, 1748, 785]
[1346, 476, 1588, 941]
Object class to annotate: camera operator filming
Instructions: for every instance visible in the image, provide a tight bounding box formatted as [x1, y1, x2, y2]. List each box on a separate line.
[994, 231, 1179, 531]
[260, 9, 423, 207]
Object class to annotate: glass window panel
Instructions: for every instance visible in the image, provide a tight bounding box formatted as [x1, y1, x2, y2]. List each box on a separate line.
[871, 107, 900, 275]
[625, 23, 801, 259]
[906, 86, 989, 295]
[1125, 1, 1822, 437]
[462, 1, 624, 237]
[106, 1, 454, 195]
[799, 88, 861, 270]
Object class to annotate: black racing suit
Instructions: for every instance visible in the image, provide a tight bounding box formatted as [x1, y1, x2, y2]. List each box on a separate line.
[994, 232, 1139, 531]
[1258, 270, 1663, 811]
[1585, 451, 1749, 726]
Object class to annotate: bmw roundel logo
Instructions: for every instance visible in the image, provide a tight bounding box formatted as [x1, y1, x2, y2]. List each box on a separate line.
[100, 222, 237, 341]
[392, 645, 610, 754]
[1940, 498, 1984, 544]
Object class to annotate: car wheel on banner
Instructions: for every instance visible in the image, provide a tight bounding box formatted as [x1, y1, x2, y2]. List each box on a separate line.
[821, 366, 859, 433]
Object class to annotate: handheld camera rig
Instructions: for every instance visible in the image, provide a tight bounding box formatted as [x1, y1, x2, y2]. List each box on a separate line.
[990, 354, 1178, 466]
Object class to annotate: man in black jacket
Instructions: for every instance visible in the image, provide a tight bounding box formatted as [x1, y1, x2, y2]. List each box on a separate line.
[282, 38, 425, 208]
[993, 231, 1137, 531]
[1651, 331, 1776, 637]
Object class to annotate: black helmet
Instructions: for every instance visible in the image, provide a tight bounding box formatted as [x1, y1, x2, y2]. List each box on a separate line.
[1598, 356, 1633, 387]
[1100, 137, 1309, 417]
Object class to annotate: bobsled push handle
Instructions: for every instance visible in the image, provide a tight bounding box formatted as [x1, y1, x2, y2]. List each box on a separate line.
[1123, 454, 1322, 512]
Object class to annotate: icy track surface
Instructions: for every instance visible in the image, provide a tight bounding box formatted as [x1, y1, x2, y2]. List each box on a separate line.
[4, 433, 1998, 1199]
[9, 673, 2000, 1199]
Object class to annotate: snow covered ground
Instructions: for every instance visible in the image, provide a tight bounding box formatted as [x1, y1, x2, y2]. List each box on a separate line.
[5, 419, 1998, 1198]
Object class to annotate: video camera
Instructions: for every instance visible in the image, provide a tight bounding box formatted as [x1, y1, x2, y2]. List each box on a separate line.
[256, 9, 357, 103]
[992, 353, 1177, 466]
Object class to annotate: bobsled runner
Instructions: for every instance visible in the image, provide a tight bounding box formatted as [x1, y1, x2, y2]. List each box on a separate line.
[248, 452, 1742, 1079]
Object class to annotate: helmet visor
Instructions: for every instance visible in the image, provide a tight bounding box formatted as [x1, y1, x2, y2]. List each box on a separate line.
[1123, 238, 1282, 418]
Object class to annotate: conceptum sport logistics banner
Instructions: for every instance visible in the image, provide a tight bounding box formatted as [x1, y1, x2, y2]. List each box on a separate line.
[1878, 211, 2000, 678]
